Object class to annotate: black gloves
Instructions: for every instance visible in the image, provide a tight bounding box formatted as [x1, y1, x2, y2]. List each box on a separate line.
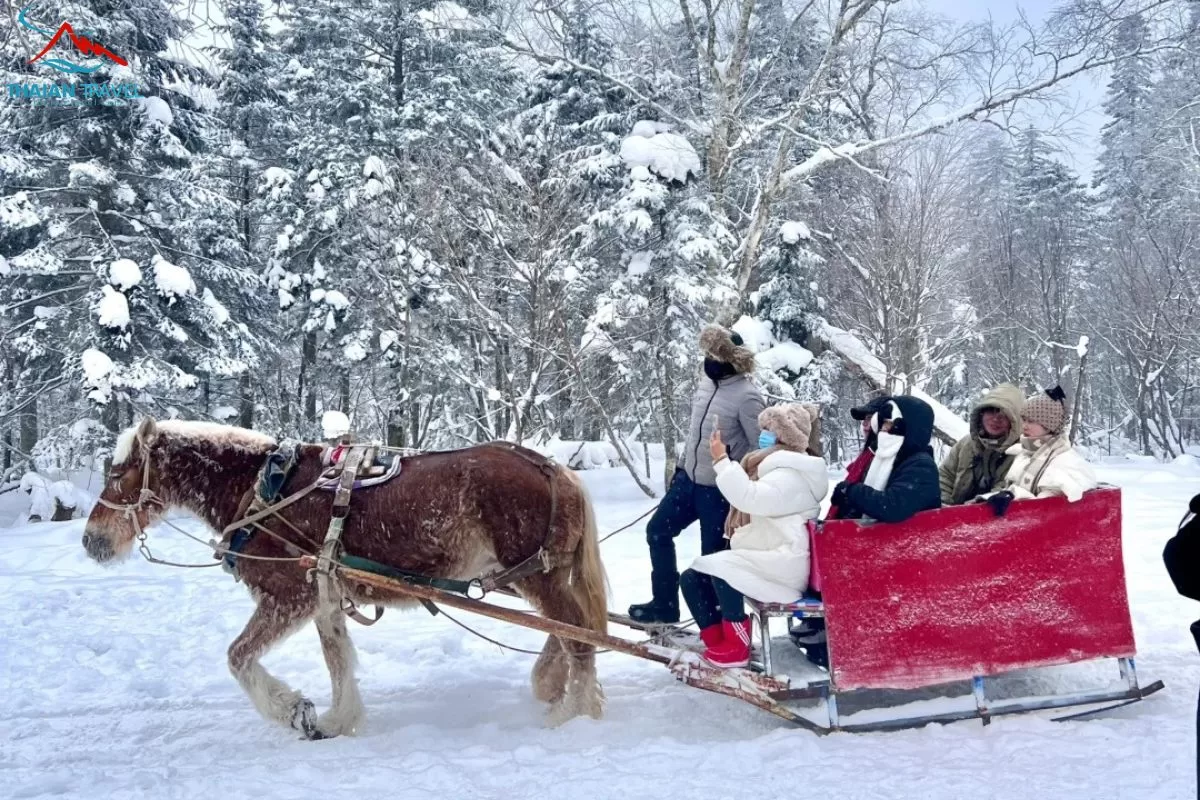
[830, 481, 850, 509]
[986, 490, 1015, 517]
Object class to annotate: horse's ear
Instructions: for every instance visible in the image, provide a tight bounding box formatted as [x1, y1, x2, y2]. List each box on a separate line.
[136, 417, 157, 445]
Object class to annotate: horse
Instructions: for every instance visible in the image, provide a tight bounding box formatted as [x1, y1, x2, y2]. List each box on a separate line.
[82, 417, 608, 738]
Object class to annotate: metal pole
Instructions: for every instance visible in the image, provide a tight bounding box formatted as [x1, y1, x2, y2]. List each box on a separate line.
[972, 676, 990, 726]
[758, 608, 773, 675]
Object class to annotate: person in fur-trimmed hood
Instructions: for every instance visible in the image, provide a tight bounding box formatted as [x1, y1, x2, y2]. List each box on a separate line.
[679, 402, 828, 668]
[939, 383, 1024, 505]
[978, 386, 1097, 515]
[627, 324, 766, 624]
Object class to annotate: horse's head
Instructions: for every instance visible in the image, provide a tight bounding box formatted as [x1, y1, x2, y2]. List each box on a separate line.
[83, 417, 166, 563]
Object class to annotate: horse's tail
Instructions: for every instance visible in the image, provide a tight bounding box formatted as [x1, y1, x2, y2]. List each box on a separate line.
[563, 469, 609, 634]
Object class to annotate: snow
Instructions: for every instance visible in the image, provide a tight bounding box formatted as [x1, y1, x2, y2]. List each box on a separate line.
[0, 254, 8, 275]
[732, 315, 774, 354]
[80, 348, 114, 391]
[417, 1, 477, 31]
[363, 155, 386, 180]
[211, 405, 239, 421]
[68, 161, 115, 186]
[0, 191, 40, 229]
[780, 220, 811, 243]
[0, 461, 1196, 799]
[324, 290, 350, 311]
[108, 258, 142, 290]
[96, 285, 130, 329]
[620, 127, 702, 184]
[627, 251, 653, 277]
[817, 320, 971, 442]
[528, 437, 621, 470]
[344, 342, 368, 362]
[322, 410, 352, 439]
[757, 341, 815, 373]
[729, 316, 815, 374]
[16, 472, 79, 521]
[152, 255, 196, 300]
[202, 287, 230, 324]
[631, 120, 671, 138]
[140, 95, 174, 127]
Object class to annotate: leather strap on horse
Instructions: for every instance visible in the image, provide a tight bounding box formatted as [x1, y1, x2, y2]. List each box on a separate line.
[472, 442, 571, 592]
[314, 447, 385, 626]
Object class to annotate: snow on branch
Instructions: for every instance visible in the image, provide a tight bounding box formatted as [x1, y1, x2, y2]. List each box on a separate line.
[815, 320, 969, 445]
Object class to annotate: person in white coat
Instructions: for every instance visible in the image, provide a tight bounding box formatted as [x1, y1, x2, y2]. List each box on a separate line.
[980, 385, 1098, 515]
[679, 403, 828, 669]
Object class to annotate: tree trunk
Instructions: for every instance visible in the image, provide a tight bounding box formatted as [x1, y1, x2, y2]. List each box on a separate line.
[200, 375, 211, 417]
[238, 373, 254, 428]
[387, 419, 405, 448]
[302, 331, 318, 424]
[1068, 348, 1088, 445]
[19, 394, 36, 459]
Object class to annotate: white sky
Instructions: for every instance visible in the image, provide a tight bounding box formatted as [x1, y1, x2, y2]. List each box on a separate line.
[922, 0, 1110, 180]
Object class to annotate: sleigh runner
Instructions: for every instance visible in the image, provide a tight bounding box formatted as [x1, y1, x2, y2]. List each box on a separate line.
[84, 419, 1163, 738]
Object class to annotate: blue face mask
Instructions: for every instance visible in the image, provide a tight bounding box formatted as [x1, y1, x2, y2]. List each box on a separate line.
[758, 431, 777, 449]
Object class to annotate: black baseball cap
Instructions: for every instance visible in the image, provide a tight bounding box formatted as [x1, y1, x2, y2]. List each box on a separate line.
[849, 396, 890, 421]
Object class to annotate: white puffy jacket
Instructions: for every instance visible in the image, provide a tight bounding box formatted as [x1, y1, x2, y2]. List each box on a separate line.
[690, 450, 828, 603]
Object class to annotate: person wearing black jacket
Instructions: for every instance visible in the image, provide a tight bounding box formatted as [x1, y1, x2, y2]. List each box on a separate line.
[793, 395, 941, 668]
[1163, 494, 1200, 799]
[829, 395, 942, 523]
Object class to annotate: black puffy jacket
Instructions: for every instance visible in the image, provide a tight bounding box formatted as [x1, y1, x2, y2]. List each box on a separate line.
[841, 395, 942, 524]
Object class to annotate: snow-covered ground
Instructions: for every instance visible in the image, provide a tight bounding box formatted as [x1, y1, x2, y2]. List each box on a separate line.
[2, 460, 1197, 799]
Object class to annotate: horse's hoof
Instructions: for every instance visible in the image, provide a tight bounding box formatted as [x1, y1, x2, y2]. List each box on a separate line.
[291, 698, 328, 740]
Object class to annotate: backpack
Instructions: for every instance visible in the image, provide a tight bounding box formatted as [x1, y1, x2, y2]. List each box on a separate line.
[1163, 493, 1200, 602]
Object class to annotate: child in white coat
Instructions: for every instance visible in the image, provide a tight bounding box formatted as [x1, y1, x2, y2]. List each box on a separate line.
[681, 403, 828, 669]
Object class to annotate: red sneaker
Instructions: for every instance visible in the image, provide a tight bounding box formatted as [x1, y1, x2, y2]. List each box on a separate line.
[698, 623, 724, 649]
[702, 618, 752, 669]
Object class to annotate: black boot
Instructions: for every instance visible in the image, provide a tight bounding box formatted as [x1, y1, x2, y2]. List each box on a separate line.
[628, 570, 680, 624]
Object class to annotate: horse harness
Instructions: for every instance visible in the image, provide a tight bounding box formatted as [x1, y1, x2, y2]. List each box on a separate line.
[220, 440, 572, 626]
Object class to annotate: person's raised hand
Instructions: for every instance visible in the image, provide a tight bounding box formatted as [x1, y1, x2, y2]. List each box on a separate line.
[709, 425, 728, 463]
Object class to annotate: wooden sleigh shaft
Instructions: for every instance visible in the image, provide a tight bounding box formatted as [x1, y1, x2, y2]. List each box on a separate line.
[299, 555, 673, 665]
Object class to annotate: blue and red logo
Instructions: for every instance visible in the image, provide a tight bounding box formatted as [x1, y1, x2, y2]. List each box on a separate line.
[18, 4, 128, 75]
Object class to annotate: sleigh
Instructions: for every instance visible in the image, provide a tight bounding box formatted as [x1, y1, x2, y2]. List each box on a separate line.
[676, 485, 1163, 732]
[322, 484, 1162, 733]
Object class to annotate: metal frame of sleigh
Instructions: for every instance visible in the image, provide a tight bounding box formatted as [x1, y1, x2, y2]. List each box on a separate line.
[666, 485, 1164, 733]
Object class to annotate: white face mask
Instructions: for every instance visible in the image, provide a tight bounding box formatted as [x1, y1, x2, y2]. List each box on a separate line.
[863, 430, 903, 492]
[874, 430, 904, 459]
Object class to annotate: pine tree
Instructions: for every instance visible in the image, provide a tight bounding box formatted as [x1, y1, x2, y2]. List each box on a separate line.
[0, 0, 261, 441]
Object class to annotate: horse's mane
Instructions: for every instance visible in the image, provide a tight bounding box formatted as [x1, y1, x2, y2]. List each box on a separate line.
[113, 419, 277, 465]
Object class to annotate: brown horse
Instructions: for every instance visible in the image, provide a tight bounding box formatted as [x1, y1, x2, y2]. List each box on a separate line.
[82, 417, 608, 738]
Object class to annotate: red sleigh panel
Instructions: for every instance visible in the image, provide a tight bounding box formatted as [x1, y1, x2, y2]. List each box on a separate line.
[813, 487, 1136, 691]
